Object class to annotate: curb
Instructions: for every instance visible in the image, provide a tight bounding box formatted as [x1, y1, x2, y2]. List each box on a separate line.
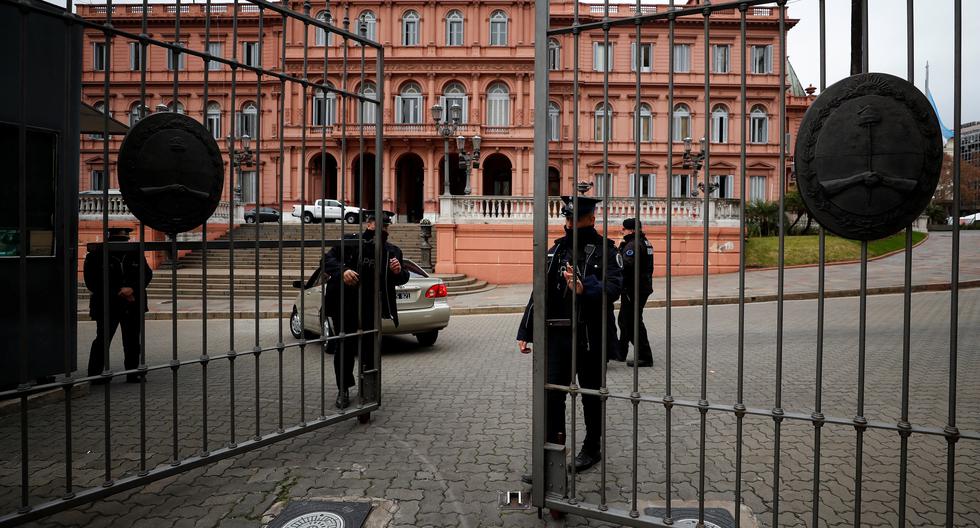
[77, 280, 980, 320]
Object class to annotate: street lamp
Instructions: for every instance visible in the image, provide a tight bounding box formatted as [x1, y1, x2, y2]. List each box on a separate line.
[684, 136, 716, 198]
[455, 134, 481, 196]
[432, 103, 459, 196]
[226, 133, 254, 204]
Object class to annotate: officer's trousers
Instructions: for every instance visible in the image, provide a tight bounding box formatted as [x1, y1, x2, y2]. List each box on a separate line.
[617, 291, 652, 363]
[546, 331, 602, 455]
[88, 305, 141, 377]
[334, 313, 377, 392]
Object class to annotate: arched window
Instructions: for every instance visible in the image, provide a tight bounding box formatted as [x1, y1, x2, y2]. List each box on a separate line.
[672, 103, 691, 142]
[489, 10, 508, 46]
[446, 10, 464, 46]
[312, 84, 337, 127]
[547, 102, 561, 142]
[169, 101, 185, 114]
[358, 11, 376, 41]
[750, 105, 768, 144]
[402, 10, 420, 46]
[129, 101, 147, 127]
[548, 39, 561, 71]
[359, 82, 378, 124]
[396, 82, 423, 124]
[315, 11, 332, 46]
[594, 103, 612, 142]
[442, 81, 468, 124]
[711, 104, 729, 143]
[237, 102, 257, 138]
[486, 82, 510, 127]
[206, 102, 221, 139]
[636, 103, 653, 142]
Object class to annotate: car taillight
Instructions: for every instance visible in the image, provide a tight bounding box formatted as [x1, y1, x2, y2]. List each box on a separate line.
[425, 284, 448, 298]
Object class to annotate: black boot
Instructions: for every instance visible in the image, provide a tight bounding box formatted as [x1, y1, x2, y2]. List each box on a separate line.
[520, 473, 532, 485]
[573, 449, 601, 472]
[626, 360, 653, 367]
[335, 389, 350, 409]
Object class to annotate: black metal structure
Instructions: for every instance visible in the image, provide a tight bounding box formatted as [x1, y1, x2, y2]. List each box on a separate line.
[0, 0, 384, 524]
[531, 0, 972, 526]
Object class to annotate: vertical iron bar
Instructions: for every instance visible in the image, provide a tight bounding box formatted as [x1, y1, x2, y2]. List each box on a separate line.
[373, 36, 384, 408]
[62, 0, 77, 498]
[664, 1, 675, 521]
[355, 23, 366, 407]
[100, 0, 114, 487]
[854, 3, 870, 522]
[276, 12, 287, 434]
[299, 1, 310, 426]
[137, 0, 149, 473]
[735, 4, 749, 528]
[319, 8, 332, 419]
[337, 8, 349, 423]
[772, 3, 787, 526]
[17, 7, 30, 513]
[228, 0, 240, 448]
[170, 0, 183, 468]
[698, 4, 712, 523]
[568, 0, 581, 503]
[201, 0, 212, 458]
[629, 0, 642, 518]
[598, 0, 611, 510]
[946, 2, 962, 526]
[254, 5, 264, 441]
[812, 1, 827, 525]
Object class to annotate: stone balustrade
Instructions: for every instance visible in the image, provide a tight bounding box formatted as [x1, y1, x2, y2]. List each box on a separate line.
[78, 191, 231, 224]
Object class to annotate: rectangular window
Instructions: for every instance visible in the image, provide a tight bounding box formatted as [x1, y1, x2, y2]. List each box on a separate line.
[403, 18, 419, 46]
[167, 43, 186, 71]
[237, 111, 257, 138]
[395, 96, 422, 125]
[241, 170, 257, 203]
[711, 175, 734, 199]
[487, 97, 509, 127]
[673, 44, 691, 73]
[712, 44, 730, 73]
[547, 109, 560, 142]
[360, 100, 377, 125]
[442, 96, 469, 124]
[548, 44, 560, 71]
[594, 173, 613, 198]
[90, 170, 106, 191]
[751, 44, 773, 74]
[672, 174, 692, 198]
[629, 173, 656, 197]
[447, 19, 463, 46]
[751, 113, 768, 143]
[0, 125, 58, 257]
[749, 175, 767, 202]
[631, 42, 653, 72]
[207, 43, 223, 71]
[490, 19, 507, 46]
[593, 43, 613, 72]
[711, 111, 728, 143]
[129, 42, 141, 71]
[206, 112, 221, 139]
[93, 42, 107, 71]
[242, 42, 259, 68]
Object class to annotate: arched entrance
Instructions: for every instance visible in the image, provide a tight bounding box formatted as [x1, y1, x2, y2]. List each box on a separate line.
[482, 153, 512, 196]
[351, 153, 377, 209]
[437, 154, 467, 195]
[396, 153, 425, 223]
[548, 166, 561, 196]
[308, 153, 338, 200]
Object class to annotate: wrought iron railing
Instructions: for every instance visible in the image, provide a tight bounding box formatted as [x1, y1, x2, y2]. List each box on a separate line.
[78, 191, 231, 223]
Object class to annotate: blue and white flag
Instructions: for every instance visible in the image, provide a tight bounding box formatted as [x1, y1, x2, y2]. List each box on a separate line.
[925, 62, 955, 141]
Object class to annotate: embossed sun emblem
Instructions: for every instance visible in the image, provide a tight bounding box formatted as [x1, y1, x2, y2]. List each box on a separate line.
[794, 73, 943, 241]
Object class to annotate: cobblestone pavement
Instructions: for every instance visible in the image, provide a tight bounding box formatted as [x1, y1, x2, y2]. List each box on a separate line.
[2, 290, 978, 527]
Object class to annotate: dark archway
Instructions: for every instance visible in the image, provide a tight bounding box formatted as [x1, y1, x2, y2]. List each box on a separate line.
[396, 153, 425, 223]
[351, 153, 377, 209]
[308, 153, 338, 201]
[482, 153, 512, 196]
[548, 166, 561, 196]
[437, 154, 467, 195]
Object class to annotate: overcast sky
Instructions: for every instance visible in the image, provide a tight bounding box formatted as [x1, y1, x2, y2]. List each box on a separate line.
[786, 0, 979, 128]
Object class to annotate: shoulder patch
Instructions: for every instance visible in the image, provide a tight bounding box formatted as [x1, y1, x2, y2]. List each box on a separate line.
[625, 249, 634, 257]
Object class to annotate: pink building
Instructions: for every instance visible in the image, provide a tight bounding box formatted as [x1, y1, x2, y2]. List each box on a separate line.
[77, 0, 812, 282]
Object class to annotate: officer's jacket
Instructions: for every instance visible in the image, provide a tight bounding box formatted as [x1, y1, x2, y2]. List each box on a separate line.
[618, 233, 654, 299]
[83, 246, 153, 318]
[516, 226, 623, 354]
[321, 231, 411, 328]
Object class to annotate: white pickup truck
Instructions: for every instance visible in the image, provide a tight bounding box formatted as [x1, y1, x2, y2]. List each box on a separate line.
[291, 199, 362, 224]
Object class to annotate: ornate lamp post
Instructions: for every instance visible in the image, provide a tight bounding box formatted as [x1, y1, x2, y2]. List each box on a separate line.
[432, 103, 461, 196]
[455, 134, 481, 195]
[684, 136, 717, 197]
[226, 133, 254, 206]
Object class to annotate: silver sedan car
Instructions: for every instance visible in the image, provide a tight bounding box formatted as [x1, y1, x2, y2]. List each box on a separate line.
[289, 259, 450, 346]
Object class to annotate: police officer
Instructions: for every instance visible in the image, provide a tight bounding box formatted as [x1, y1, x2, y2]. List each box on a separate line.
[617, 217, 654, 367]
[517, 196, 623, 478]
[84, 227, 152, 384]
[322, 211, 409, 409]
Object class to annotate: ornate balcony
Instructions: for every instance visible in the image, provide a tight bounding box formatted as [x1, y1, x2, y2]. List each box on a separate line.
[79, 190, 231, 224]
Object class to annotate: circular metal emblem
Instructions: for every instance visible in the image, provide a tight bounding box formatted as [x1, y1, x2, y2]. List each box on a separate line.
[118, 112, 224, 234]
[795, 72, 943, 240]
[279, 511, 345, 528]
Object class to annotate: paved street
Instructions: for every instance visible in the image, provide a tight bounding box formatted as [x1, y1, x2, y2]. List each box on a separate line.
[2, 290, 979, 527]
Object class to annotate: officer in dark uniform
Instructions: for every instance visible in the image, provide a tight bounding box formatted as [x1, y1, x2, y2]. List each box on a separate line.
[516, 196, 623, 477]
[322, 211, 410, 409]
[84, 227, 152, 384]
[617, 217, 654, 367]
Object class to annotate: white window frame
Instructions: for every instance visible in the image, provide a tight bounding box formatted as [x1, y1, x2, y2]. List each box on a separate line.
[750, 105, 768, 144]
[446, 10, 464, 46]
[593, 42, 613, 72]
[594, 103, 612, 142]
[207, 42, 223, 71]
[359, 83, 378, 124]
[672, 104, 691, 142]
[631, 42, 654, 73]
[629, 173, 657, 197]
[711, 105, 729, 144]
[673, 44, 691, 73]
[402, 10, 420, 46]
[167, 42, 186, 71]
[242, 41, 259, 68]
[672, 174, 692, 198]
[206, 103, 222, 139]
[395, 83, 423, 124]
[547, 102, 561, 142]
[241, 170, 257, 204]
[489, 10, 508, 46]
[129, 103, 146, 127]
[237, 103, 258, 138]
[749, 175, 767, 202]
[712, 44, 730, 74]
[442, 82, 469, 125]
[90, 169, 107, 191]
[594, 173, 613, 198]
[129, 42, 141, 71]
[315, 11, 332, 46]
[711, 174, 735, 199]
[548, 39, 561, 71]
[312, 86, 337, 127]
[359, 11, 377, 42]
[487, 83, 510, 127]
[93, 42, 107, 71]
[637, 103, 653, 143]
[751, 44, 773, 74]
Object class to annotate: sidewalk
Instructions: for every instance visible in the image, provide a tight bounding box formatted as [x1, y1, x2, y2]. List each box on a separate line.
[96, 231, 980, 320]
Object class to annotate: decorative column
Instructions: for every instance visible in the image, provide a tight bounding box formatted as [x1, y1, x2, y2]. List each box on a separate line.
[516, 73, 524, 127]
[515, 147, 524, 196]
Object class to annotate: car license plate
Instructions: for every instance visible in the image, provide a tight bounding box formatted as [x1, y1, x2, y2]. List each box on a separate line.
[396, 291, 412, 302]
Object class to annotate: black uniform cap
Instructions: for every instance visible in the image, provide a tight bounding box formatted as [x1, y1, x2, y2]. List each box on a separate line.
[106, 227, 133, 237]
[363, 210, 394, 225]
[623, 218, 637, 230]
[560, 196, 601, 218]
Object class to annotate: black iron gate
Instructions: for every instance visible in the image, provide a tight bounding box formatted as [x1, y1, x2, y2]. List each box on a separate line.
[530, 0, 974, 526]
[0, 0, 384, 524]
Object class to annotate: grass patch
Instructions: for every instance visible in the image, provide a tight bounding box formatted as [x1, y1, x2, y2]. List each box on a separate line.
[745, 231, 926, 268]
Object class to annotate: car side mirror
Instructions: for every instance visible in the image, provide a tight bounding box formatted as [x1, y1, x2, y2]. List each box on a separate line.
[292, 280, 304, 289]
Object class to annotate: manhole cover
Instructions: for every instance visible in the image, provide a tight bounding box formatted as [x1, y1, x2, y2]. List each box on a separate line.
[267, 501, 372, 528]
[643, 507, 735, 528]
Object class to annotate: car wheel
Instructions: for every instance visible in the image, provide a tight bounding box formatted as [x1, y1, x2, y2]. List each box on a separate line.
[320, 313, 336, 355]
[289, 308, 304, 339]
[245, 216, 256, 224]
[415, 330, 439, 347]
[345, 212, 358, 224]
[302, 212, 314, 224]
